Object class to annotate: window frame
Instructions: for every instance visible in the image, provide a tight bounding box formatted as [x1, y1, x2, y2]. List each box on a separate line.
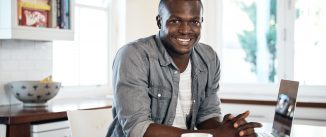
[52, 0, 119, 97]
[209, 0, 326, 102]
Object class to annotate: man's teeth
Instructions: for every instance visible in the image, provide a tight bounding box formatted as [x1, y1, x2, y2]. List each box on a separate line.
[177, 38, 190, 42]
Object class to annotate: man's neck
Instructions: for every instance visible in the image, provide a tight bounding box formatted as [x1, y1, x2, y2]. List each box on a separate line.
[170, 53, 190, 73]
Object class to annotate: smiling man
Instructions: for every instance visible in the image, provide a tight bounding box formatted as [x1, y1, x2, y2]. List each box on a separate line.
[107, 0, 261, 137]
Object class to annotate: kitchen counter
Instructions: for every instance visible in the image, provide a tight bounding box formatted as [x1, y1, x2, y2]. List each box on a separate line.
[0, 97, 112, 137]
[1, 95, 325, 137]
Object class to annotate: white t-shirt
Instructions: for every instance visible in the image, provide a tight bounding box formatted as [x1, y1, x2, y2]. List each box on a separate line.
[172, 61, 192, 129]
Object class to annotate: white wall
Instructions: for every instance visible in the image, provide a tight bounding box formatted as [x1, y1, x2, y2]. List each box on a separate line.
[125, 0, 159, 43]
[0, 40, 52, 105]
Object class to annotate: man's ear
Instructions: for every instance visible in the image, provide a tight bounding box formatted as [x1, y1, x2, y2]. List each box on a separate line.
[156, 15, 161, 29]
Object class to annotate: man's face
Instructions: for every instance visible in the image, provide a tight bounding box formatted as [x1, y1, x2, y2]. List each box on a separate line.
[157, 0, 203, 56]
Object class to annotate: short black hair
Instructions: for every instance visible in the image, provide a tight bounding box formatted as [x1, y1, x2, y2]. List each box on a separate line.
[158, 0, 203, 15]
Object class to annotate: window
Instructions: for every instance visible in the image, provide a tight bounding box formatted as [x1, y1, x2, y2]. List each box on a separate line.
[53, 0, 109, 86]
[215, 0, 326, 98]
[221, 0, 277, 84]
[294, 0, 326, 85]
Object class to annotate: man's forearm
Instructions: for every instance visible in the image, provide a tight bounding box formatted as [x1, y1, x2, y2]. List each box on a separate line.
[144, 123, 185, 137]
[196, 117, 222, 130]
[143, 123, 212, 137]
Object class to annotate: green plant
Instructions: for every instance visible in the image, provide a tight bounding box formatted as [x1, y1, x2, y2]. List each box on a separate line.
[236, 0, 277, 82]
[236, 1, 257, 73]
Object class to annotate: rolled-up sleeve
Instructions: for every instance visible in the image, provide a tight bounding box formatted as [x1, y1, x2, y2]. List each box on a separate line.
[112, 44, 153, 137]
[196, 53, 223, 125]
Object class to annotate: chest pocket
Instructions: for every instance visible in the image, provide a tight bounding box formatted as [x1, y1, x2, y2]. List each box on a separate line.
[148, 87, 172, 123]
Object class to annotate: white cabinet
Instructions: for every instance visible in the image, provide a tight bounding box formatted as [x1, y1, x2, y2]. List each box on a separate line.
[31, 120, 71, 137]
[292, 107, 326, 126]
[221, 103, 275, 123]
[0, 0, 74, 41]
[0, 124, 6, 137]
[221, 103, 326, 126]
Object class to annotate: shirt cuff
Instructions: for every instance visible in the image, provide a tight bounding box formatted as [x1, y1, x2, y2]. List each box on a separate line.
[129, 120, 154, 137]
[197, 113, 222, 124]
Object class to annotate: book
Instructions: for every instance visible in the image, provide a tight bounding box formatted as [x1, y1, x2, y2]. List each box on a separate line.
[60, 0, 65, 28]
[49, 0, 57, 28]
[18, 0, 23, 25]
[56, 0, 62, 28]
[23, 0, 49, 4]
[63, 0, 70, 29]
[20, 2, 51, 27]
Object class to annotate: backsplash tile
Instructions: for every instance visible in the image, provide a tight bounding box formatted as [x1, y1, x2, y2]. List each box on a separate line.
[0, 40, 53, 105]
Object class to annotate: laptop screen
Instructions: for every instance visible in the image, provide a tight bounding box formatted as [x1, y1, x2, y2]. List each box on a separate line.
[272, 79, 299, 137]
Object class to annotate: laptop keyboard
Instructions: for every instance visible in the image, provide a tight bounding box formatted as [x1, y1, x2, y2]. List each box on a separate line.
[257, 132, 274, 137]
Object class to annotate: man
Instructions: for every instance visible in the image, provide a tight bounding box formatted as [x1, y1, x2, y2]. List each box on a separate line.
[107, 0, 262, 137]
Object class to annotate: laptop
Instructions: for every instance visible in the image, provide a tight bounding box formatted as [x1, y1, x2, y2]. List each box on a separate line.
[258, 79, 300, 137]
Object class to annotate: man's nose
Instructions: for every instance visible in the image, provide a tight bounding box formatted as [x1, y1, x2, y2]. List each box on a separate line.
[178, 22, 191, 34]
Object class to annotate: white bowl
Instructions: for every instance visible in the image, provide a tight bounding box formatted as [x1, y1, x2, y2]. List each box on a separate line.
[5, 81, 61, 107]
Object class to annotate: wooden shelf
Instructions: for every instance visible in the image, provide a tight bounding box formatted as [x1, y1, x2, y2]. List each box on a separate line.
[0, 0, 74, 41]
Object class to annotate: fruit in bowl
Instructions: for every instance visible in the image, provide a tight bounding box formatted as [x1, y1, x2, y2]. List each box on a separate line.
[5, 80, 61, 107]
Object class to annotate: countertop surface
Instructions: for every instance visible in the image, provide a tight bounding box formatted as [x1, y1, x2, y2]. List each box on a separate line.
[0, 96, 112, 124]
[1, 94, 325, 125]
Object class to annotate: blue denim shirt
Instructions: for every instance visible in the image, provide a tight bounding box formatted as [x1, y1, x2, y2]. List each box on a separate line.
[107, 34, 222, 137]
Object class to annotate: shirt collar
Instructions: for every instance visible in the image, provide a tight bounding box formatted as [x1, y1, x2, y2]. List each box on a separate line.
[154, 33, 174, 67]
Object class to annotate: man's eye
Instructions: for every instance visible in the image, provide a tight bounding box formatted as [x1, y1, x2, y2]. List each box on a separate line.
[191, 20, 201, 26]
[170, 20, 180, 24]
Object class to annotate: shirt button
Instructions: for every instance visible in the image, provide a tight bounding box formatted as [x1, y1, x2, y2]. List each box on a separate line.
[193, 100, 196, 103]
[174, 71, 178, 74]
[158, 94, 161, 97]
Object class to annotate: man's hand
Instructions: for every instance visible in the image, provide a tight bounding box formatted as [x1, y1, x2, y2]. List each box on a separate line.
[144, 111, 262, 137]
[220, 111, 262, 137]
[210, 116, 241, 137]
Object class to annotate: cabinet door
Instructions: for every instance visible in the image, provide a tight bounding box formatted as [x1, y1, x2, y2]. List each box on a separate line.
[31, 128, 71, 137]
[221, 103, 326, 126]
[293, 107, 326, 126]
[31, 120, 71, 137]
[0, 124, 6, 137]
[221, 103, 275, 123]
